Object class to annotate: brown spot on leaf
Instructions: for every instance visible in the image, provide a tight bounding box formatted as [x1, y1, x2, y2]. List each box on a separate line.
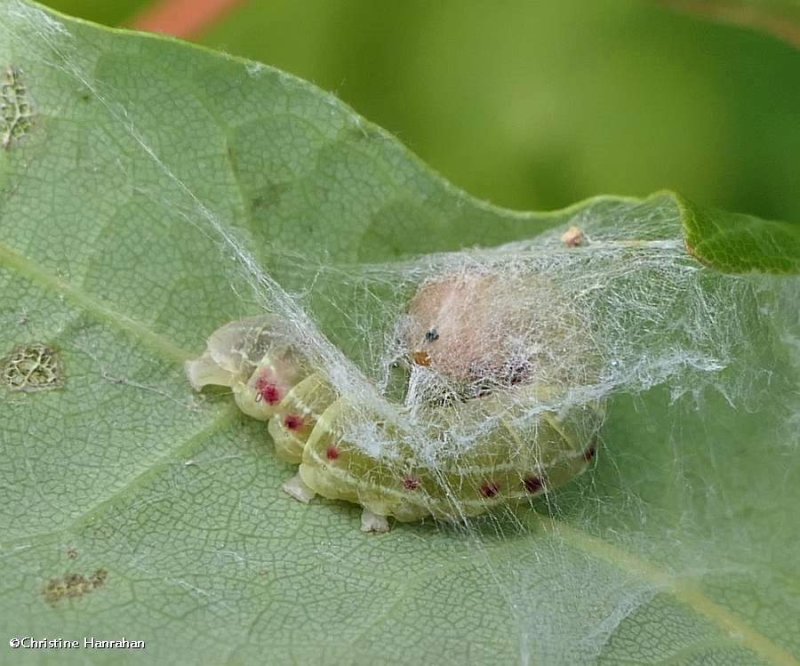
[1, 66, 34, 149]
[2, 343, 64, 392]
[42, 569, 108, 605]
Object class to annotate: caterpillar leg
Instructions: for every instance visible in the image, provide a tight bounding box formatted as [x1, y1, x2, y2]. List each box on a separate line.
[360, 509, 390, 533]
[282, 473, 316, 504]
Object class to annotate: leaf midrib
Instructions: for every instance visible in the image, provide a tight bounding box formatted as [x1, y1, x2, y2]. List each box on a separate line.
[538, 517, 798, 665]
[0, 240, 192, 364]
[0, 405, 238, 549]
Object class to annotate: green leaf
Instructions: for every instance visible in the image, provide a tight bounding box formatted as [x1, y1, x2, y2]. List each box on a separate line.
[1, 2, 798, 665]
[678, 194, 800, 273]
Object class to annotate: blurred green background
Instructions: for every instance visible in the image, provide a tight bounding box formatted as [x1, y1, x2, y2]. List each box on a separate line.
[41, 0, 800, 222]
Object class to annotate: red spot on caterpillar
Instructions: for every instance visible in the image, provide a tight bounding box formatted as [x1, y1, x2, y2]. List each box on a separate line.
[284, 414, 303, 431]
[523, 476, 545, 494]
[325, 446, 340, 461]
[403, 477, 421, 491]
[255, 375, 281, 405]
[583, 443, 598, 462]
[480, 482, 500, 498]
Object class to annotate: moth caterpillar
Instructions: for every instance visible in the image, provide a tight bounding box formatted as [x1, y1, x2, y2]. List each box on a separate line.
[187, 271, 604, 532]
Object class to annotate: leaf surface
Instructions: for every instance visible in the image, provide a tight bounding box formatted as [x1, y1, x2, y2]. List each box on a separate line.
[679, 194, 800, 273]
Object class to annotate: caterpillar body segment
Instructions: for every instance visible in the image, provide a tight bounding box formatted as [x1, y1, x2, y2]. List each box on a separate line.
[186, 315, 307, 421]
[283, 378, 603, 525]
[267, 372, 336, 463]
[235, 351, 305, 421]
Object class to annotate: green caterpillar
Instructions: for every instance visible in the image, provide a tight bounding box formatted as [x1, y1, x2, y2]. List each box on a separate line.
[187, 272, 604, 532]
